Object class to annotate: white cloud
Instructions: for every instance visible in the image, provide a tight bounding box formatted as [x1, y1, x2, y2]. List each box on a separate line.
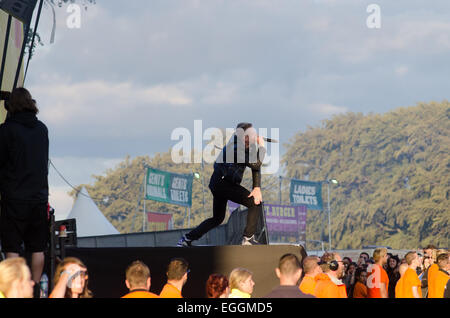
[29, 78, 194, 137]
[307, 103, 349, 116]
[395, 65, 409, 77]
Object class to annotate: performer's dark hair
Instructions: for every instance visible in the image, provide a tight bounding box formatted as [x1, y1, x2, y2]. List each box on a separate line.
[236, 122, 253, 131]
[8, 87, 38, 114]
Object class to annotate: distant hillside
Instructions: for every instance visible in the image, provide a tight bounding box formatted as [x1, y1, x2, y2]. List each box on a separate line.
[283, 101, 450, 249]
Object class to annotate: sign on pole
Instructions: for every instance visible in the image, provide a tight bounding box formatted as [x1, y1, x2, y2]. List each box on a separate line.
[147, 212, 173, 232]
[145, 167, 193, 207]
[289, 179, 323, 210]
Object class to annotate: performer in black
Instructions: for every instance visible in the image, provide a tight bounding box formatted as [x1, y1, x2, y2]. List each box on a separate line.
[177, 122, 266, 246]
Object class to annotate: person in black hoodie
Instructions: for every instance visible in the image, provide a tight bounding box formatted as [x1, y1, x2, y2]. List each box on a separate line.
[0, 87, 49, 297]
[178, 122, 266, 246]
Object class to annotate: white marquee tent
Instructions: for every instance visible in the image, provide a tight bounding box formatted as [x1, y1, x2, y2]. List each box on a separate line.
[67, 187, 120, 238]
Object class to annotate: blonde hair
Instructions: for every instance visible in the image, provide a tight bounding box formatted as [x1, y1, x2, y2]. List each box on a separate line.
[229, 268, 253, 290]
[373, 248, 388, 262]
[126, 260, 150, 288]
[404, 251, 417, 265]
[0, 258, 29, 296]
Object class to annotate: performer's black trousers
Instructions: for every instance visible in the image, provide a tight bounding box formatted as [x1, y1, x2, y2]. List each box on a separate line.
[186, 178, 262, 241]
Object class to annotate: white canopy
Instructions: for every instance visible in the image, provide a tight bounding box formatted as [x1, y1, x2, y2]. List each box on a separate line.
[67, 187, 120, 238]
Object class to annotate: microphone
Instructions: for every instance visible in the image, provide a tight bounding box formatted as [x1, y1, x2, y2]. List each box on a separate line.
[262, 137, 279, 143]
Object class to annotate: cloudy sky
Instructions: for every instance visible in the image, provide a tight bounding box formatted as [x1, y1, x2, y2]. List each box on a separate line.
[22, 0, 450, 219]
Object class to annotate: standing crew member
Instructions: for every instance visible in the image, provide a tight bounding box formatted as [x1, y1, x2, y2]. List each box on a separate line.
[395, 251, 422, 298]
[0, 88, 49, 298]
[178, 123, 266, 246]
[427, 252, 449, 298]
[314, 252, 347, 298]
[367, 248, 389, 298]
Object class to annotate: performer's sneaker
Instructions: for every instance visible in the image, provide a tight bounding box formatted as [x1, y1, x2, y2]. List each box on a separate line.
[177, 235, 192, 247]
[241, 235, 260, 245]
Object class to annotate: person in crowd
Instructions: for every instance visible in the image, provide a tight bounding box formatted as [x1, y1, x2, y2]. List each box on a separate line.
[0, 88, 49, 298]
[122, 260, 158, 298]
[423, 244, 437, 260]
[367, 248, 389, 298]
[386, 255, 401, 298]
[420, 249, 435, 297]
[357, 252, 370, 269]
[299, 256, 322, 295]
[427, 252, 449, 298]
[395, 251, 421, 298]
[314, 252, 347, 298]
[342, 257, 352, 272]
[427, 249, 447, 298]
[444, 279, 450, 298]
[159, 257, 189, 298]
[394, 263, 408, 297]
[264, 254, 314, 298]
[228, 267, 255, 298]
[49, 257, 92, 298]
[352, 267, 368, 298]
[415, 252, 425, 277]
[343, 262, 357, 296]
[0, 257, 34, 298]
[205, 273, 229, 298]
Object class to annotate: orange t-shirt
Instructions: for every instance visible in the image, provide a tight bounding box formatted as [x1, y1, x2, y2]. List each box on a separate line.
[395, 268, 421, 298]
[427, 263, 439, 292]
[299, 276, 316, 295]
[313, 273, 347, 298]
[353, 281, 368, 298]
[367, 264, 389, 298]
[122, 290, 159, 298]
[159, 283, 183, 298]
[427, 270, 449, 298]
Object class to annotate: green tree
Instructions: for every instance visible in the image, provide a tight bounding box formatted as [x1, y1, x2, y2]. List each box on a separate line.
[283, 101, 449, 249]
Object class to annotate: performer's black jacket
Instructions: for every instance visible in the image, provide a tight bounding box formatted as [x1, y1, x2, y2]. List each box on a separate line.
[209, 135, 266, 192]
[0, 112, 49, 203]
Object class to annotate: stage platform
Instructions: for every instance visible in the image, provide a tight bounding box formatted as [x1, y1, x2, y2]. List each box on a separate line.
[66, 244, 307, 298]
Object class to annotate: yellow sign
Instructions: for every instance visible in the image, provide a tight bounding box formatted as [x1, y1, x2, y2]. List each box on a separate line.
[0, 11, 25, 124]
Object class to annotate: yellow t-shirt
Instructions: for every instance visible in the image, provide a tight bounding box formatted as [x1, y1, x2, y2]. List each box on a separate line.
[229, 288, 251, 298]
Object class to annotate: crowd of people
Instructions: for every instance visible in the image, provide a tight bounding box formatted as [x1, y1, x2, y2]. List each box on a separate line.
[0, 245, 448, 299]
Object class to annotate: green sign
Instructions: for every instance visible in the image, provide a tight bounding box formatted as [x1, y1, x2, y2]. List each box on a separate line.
[145, 167, 193, 207]
[289, 179, 323, 210]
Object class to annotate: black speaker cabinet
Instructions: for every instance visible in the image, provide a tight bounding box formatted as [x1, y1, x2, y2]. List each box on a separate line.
[0, 0, 38, 25]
